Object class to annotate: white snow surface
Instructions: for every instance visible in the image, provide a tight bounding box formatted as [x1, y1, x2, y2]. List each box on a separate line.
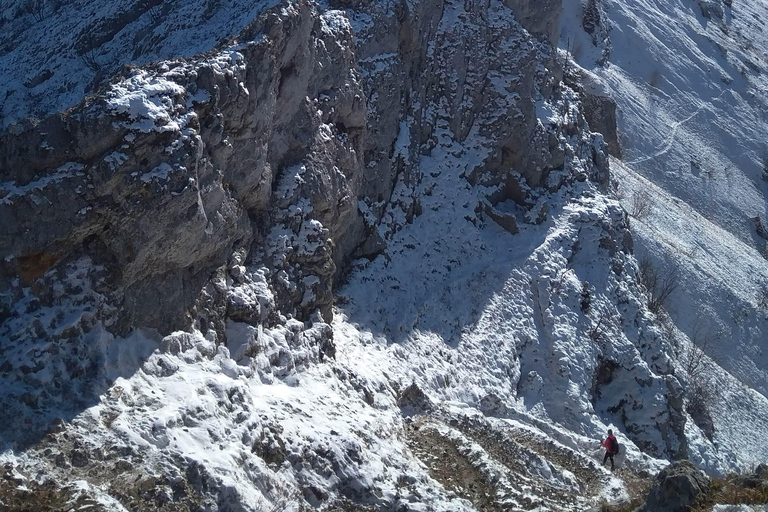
[560, 0, 768, 240]
[556, 0, 768, 475]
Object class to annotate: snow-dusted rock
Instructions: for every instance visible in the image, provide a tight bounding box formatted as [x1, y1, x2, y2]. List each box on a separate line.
[638, 460, 711, 512]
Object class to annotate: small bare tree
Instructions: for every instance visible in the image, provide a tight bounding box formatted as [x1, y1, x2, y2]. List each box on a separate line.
[628, 190, 652, 219]
[684, 318, 719, 379]
[588, 304, 616, 347]
[638, 258, 679, 313]
[563, 36, 572, 75]
[26, 0, 47, 22]
[682, 317, 721, 440]
[267, 488, 304, 512]
[81, 47, 102, 72]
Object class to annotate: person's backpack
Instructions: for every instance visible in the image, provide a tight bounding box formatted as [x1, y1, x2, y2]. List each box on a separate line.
[610, 437, 620, 454]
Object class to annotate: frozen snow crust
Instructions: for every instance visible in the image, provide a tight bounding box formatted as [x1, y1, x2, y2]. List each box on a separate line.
[1, 0, 768, 510]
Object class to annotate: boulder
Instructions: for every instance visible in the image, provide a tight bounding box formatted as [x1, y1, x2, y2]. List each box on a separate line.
[698, 0, 724, 19]
[732, 464, 768, 489]
[397, 383, 434, 416]
[639, 460, 711, 512]
[582, 92, 622, 159]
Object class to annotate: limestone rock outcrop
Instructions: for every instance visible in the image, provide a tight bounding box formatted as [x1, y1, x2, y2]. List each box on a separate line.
[639, 460, 711, 512]
[1, 0, 365, 340]
[1, 0, 607, 347]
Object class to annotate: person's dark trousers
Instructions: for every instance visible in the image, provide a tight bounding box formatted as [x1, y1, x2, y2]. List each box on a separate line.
[603, 451, 614, 469]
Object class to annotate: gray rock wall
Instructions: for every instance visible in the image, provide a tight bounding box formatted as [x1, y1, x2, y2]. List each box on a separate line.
[1, 0, 578, 343]
[1, 0, 365, 339]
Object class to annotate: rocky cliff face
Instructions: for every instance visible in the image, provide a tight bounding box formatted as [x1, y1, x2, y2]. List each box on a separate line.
[0, 0, 601, 346]
[1, 1, 365, 339]
[0, 0, 694, 510]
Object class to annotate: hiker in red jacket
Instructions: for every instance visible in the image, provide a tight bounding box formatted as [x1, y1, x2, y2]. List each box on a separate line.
[601, 429, 619, 470]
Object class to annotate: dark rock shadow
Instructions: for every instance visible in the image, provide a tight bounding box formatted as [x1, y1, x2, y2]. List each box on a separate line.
[337, 193, 590, 350]
[0, 322, 159, 452]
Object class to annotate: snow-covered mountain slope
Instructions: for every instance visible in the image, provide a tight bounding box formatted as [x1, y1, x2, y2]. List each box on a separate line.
[560, 0, 768, 240]
[559, 0, 768, 465]
[0, 0, 281, 130]
[2, 0, 768, 510]
[613, 158, 768, 471]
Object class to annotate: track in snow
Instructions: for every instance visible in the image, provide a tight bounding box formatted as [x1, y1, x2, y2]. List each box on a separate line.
[626, 90, 727, 166]
[404, 415, 646, 511]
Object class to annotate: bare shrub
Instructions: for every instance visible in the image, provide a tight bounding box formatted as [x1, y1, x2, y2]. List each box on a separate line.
[588, 304, 617, 347]
[25, 0, 47, 22]
[81, 47, 101, 72]
[687, 378, 716, 439]
[682, 317, 721, 440]
[638, 258, 679, 313]
[683, 318, 720, 378]
[704, 475, 768, 508]
[609, 181, 625, 201]
[628, 190, 652, 219]
[268, 488, 304, 512]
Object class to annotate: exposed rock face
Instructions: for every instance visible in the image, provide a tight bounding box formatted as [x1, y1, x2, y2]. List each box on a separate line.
[752, 216, 768, 240]
[582, 91, 622, 159]
[502, 0, 563, 45]
[731, 464, 768, 489]
[1, 0, 365, 339]
[639, 460, 711, 512]
[0, 0, 689, 471]
[0, 0, 606, 344]
[397, 382, 435, 415]
[582, 0, 602, 36]
[698, 0, 725, 19]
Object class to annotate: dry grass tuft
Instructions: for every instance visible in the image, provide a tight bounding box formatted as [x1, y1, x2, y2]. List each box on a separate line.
[693, 474, 768, 512]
